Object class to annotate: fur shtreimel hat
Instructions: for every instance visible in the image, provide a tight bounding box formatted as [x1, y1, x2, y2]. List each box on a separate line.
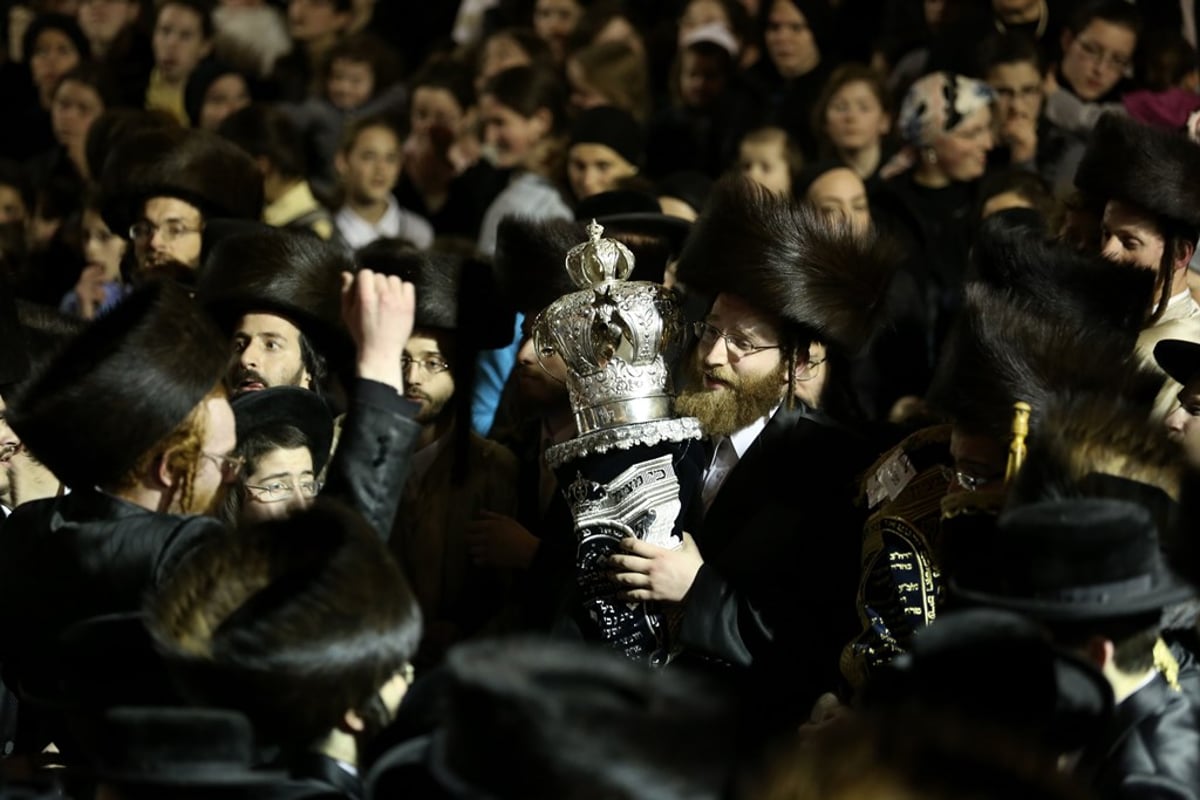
[971, 210, 1156, 338]
[356, 239, 514, 350]
[1074, 113, 1200, 230]
[100, 127, 265, 239]
[927, 283, 1153, 444]
[1007, 390, 1181, 541]
[196, 222, 352, 365]
[494, 218, 600, 318]
[6, 282, 228, 490]
[146, 499, 422, 756]
[675, 176, 897, 355]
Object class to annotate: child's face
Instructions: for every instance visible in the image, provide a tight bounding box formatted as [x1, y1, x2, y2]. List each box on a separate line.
[0, 186, 27, 225]
[824, 80, 890, 152]
[327, 57, 374, 111]
[680, 50, 726, 108]
[339, 125, 402, 204]
[82, 208, 126, 282]
[567, 143, 638, 200]
[153, 3, 212, 83]
[739, 139, 791, 197]
[199, 73, 251, 132]
[410, 86, 465, 138]
[479, 93, 549, 169]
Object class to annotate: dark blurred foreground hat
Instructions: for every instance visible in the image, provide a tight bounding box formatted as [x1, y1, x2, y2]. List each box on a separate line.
[568, 106, 645, 167]
[366, 638, 745, 800]
[866, 608, 1113, 754]
[95, 707, 282, 788]
[231, 387, 335, 475]
[951, 498, 1194, 621]
[6, 282, 228, 490]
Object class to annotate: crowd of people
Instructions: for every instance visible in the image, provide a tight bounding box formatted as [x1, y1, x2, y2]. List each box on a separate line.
[0, 0, 1199, 797]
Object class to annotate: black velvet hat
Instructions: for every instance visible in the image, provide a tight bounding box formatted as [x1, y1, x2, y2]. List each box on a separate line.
[5, 282, 228, 490]
[96, 707, 282, 787]
[365, 637, 744, 800]
[867, 608, 1113, 753]
[99, 127, 265, 240]
[231, 387, 334, 476]
[1154, 339, 1200, 387]
[1074, 113, 1200, 230]
[951, 498, 1195, 620]
[196, 222, 353, 367]
[676, 176, 898, 355]
[574, 189, 692, 282]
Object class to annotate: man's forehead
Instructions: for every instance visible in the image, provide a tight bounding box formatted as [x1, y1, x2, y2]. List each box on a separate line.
[709, 292, 778, 333]
[406, 327, 453, 353]
[236, 312, 302, 338]
[142, 196, 203, 221]
[1103, 199, 1161, 235]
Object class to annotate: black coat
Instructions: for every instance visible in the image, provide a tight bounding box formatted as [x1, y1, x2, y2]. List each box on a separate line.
[0, 379, 419, 752]
[1082, 673, 1200, 800]
[679, 407, 874, 728]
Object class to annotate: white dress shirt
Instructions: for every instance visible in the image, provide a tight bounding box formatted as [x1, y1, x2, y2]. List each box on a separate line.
[700, 407, 777, 512]
[335, 196, 435, 251]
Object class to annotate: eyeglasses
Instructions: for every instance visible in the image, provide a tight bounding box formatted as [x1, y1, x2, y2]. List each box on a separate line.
[401, 356, 451, 375]
[201, 451, 245, 481]
[129, 219, 203, 243]
[693, 321, 781, 359]
[939, 465, 1003, 492]
[795, 356, 826, 382]
[1074, 38, 1132, 73]
[244, 476, 322, 503]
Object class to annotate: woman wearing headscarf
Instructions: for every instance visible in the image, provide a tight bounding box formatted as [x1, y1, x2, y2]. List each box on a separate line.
[873, 72, 996, 360]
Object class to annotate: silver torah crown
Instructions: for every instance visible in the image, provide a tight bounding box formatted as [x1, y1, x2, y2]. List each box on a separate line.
[536, 220, 702, 468]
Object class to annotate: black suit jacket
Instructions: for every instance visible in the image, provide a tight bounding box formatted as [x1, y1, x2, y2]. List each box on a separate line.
[679, 407, 873, 727]
[1084, 673, 1200, 800]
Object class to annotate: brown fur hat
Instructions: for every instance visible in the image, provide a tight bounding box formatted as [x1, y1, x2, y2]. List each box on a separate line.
[100, 127, 265, 239]
[494, 217, 592, 317]
[195, 222, 352, 366]
[1074, 113, 1200, 230]
[6, 282, 228, 489]
[971, 211, 1155, 338]
[355, 239, 514, 349]
[145, 499, 422, 756]
[927, 284, 1156, 443]
[675, 176, 897, 355]
[1007, 390, 1182, 538]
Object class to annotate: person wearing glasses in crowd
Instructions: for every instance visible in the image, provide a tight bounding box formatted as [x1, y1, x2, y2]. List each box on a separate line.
[222, 385, 335, 525]
[1040, 0, 1140, 197]
[608, 177, 891, 732]
[99, 125, 264, 282]
[0, 265, 418, 756]
[357, 239, 519, 668]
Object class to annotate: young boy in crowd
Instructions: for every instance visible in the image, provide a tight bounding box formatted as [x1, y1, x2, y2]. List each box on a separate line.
[333, 115, 433, 250]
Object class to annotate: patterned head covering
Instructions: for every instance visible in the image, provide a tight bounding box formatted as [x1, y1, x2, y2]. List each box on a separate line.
[898, 72, 995, 148]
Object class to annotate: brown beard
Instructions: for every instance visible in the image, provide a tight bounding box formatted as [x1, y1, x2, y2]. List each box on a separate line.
[673, 358, 787, 438]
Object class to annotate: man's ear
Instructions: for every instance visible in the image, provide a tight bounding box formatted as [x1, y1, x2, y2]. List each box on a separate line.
[338, 708, 366, 734]
[155, 450, 178, 489]
[1172, 237, 1196, 274]
[1083, 635, 1114, 671]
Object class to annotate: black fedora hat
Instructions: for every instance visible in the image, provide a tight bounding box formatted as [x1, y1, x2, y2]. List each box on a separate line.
[96, 706, 283, 787]
[951, 498, 1195, 621]
[1154, 339, 1200, 387]
[866, 608, 1113, 753]
[231, 387, 335, 476]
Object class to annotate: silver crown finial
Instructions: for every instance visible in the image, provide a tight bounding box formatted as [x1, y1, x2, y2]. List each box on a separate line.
[565, 219, 635, 287]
